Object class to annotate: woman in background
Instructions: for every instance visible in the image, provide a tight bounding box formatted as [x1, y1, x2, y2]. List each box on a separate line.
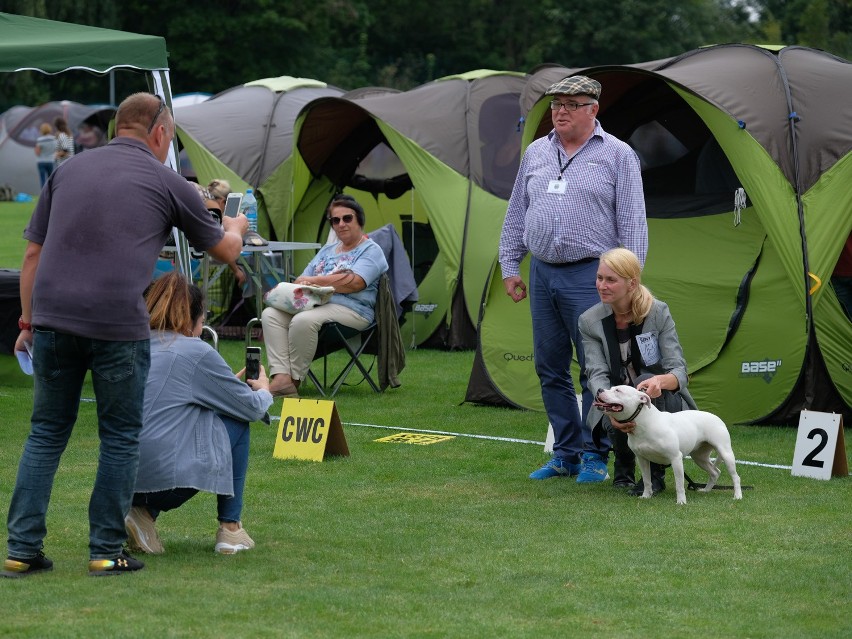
[261, 195, 388, 397]
[207, 178, 231, 210]
[53, 117, 75, 168]
[126, 272, 272, 555]
[34, 123, 56, 187]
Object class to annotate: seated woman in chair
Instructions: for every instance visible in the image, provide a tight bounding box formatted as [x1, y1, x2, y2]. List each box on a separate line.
[126, 272, 273, 555]
[261, 195, 388, 397]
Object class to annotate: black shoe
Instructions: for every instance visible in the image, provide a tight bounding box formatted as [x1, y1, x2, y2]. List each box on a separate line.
[2, 551, 54, 578]
[88, 549, 145, 576]
[628, 476, 666, 496]
[613, 479, 637, 489]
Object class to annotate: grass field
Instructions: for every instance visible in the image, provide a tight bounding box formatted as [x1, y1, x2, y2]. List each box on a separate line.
[1, 202, 850, 638]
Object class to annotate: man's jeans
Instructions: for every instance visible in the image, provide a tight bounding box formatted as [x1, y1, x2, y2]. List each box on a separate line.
[529, 257, 610, 463]
[6, 329, 150, 560]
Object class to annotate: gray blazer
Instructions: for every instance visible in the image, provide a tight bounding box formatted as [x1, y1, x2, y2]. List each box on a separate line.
[579, 299, 697, 430]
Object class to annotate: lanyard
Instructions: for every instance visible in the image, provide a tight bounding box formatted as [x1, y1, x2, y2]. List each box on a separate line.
[556, 148, 576, 180]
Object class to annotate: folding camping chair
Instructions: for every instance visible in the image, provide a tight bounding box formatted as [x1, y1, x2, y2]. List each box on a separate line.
[305, 272, 406, 397]
[305, 319, 381, 397]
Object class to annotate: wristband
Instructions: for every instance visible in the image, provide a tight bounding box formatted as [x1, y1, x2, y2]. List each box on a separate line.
[18, 316, 32, 331]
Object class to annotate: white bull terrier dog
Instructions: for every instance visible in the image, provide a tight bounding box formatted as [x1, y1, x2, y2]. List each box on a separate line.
[593, 385, 742, 505]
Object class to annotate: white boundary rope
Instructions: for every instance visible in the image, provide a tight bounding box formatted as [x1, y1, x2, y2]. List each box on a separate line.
[268, 416, 798, 472]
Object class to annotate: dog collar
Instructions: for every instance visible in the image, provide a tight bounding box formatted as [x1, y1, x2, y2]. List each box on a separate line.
[615, 403, 644, 424]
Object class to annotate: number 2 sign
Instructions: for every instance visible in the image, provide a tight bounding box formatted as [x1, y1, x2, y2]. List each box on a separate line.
[791, 410, 848, 480]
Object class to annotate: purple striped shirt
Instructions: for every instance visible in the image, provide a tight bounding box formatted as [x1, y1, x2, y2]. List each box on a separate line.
[499, 122, 647, 278]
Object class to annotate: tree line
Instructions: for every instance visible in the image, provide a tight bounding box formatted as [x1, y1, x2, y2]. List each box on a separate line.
[2, 0, 850, 109]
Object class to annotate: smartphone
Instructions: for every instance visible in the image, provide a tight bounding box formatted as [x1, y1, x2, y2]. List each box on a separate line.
[224, 192, 243, 218]
[245, 346, 261, 382]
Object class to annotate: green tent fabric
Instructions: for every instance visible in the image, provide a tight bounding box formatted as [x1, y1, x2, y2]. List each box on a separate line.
[0, 12, 168, 74]
[466, 44, 851, 426]
[288, 70, 528, 348]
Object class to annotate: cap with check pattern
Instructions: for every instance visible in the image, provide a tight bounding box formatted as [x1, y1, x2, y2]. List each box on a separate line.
[544, 75, 601, 100]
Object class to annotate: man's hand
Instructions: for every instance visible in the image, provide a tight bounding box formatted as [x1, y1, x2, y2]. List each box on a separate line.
[503, 276, 527, 303]
[222, 212, 249, 237]
[14, 329, 33, 355]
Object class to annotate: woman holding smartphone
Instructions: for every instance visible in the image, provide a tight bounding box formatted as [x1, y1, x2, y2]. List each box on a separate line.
[126, 272, 272, 555]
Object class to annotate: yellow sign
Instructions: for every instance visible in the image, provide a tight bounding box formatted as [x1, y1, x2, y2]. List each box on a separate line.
[273, 398, 349, 462]
[375, 433, 455, 445]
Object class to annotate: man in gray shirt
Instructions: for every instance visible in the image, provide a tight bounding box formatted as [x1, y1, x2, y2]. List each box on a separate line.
[3, 92, 248, 578]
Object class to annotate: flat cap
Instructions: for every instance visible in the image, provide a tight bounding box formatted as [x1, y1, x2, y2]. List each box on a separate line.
[544, 75, 601, 100]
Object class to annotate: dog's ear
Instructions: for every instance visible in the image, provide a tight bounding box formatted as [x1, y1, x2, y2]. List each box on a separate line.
[639, 392, 651, 405]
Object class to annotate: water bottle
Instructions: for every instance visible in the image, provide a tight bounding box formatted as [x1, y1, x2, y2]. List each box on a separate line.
[241, 188, 258, 232]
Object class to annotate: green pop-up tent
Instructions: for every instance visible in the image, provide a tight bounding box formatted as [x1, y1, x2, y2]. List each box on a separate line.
[287, 70, 527, 348]
[466, 44, 851, 426]
[173, 77, 345, 242]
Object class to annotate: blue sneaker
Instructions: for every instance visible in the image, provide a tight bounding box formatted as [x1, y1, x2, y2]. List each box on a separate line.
[529, 457, 581, 480]
[576, 452, 609, 483]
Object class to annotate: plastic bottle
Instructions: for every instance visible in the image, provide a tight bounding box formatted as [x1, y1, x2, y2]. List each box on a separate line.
[241, 188, 258, 232]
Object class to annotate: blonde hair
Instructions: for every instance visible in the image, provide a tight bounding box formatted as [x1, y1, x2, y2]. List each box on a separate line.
[207, 179, 231, 202]
[599, 248, 654, 323]
[39, 123, 53, 135]
[145, 272, 205, 336]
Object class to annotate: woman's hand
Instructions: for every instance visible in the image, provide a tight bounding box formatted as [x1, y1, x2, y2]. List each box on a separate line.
[611, 420, 636, 434]
[636, 373, 679, 399]
[636, 376, 661, 398]
[229, 262, 246, 287]
[236, 365, 270, 392]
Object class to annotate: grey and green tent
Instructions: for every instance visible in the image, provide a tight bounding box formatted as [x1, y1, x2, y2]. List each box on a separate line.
[466, 44, 851, 426]
[173, 77, 344, 241]
[288, 70, 527, 348]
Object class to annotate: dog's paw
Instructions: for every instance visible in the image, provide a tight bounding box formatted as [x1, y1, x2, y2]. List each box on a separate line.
[676, 497, 687, 505]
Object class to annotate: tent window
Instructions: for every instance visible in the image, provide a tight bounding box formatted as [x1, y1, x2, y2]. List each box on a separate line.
[627, 120, 688, 171]
[626, 118, 741, 219]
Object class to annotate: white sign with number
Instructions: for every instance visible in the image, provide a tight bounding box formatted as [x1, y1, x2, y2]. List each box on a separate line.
[791, 410, 842, 480]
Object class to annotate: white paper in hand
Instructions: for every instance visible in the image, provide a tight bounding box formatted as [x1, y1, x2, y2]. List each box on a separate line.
[16, 343, 33, 375]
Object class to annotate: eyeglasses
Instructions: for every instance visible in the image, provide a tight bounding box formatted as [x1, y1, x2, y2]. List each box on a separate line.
[147, 95, 165, 134]
[328, 214, 355, 226]
[550, 100, 595, 112]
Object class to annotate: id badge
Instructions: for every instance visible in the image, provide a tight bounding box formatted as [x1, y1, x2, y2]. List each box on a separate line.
[547, 179, 567, 194]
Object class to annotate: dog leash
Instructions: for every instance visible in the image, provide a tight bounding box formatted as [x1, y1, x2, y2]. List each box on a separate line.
[683, 472, 754, 491]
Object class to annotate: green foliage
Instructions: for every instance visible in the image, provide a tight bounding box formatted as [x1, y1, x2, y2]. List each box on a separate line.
[8, 0, 850, 105]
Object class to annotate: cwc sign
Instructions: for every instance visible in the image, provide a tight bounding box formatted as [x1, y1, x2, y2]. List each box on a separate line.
[281, 416, 326, 443]
[274, 398, 349, 462]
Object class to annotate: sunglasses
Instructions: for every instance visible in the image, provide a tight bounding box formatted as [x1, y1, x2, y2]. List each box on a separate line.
[328, 213, 355, 226]
[147, 94, 165, 134]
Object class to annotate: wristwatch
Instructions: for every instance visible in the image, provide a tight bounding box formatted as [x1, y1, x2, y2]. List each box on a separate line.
[18, 316, 32, 331]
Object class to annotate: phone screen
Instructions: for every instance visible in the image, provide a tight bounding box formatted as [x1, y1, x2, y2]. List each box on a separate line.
[245, 346, 261, 381]
[224, 193, 243, 218]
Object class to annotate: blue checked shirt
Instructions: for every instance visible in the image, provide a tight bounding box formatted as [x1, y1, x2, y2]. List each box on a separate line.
[499, 122, 647, 279]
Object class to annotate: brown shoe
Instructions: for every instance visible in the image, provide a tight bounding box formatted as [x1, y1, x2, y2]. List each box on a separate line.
[269, 382, 299, 398]
[269, 374, 299, 398]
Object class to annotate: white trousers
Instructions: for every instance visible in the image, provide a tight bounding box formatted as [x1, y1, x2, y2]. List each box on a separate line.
[260, 303, 370, 381]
